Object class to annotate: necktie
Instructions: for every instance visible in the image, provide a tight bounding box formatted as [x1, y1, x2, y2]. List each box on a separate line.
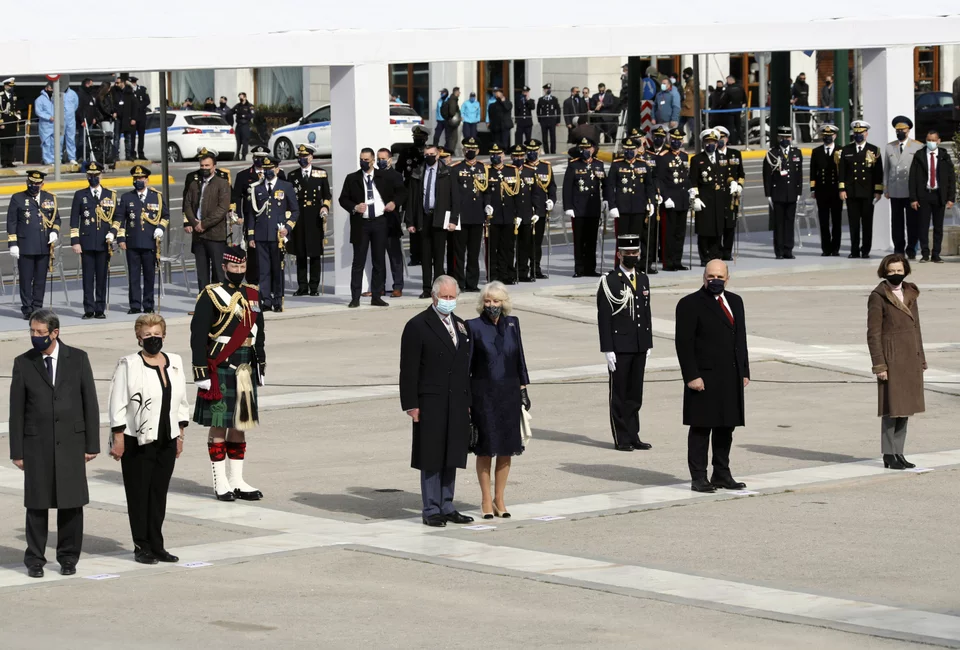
[365, 174, 374, 211]
[267, 182, 273, 194]
[717, 295, 734, 325]
[94, 189, 100, 201]
[930, 153, 936, 188]
[44, 356, 54, 382]
[424, 167, 435, 211]
[628, 273, 636, 290]
[899, 143, 903, 154]
[443, 316, 457, 347]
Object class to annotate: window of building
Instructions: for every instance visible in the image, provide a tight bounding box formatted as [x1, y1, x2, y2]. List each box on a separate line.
[914, 46, 939, 93]
[389, 63, 430, 119]
[255, 67, 303, 109]
[638, 56, 682, 79]
[729, 54, 764, 106]
[169, 70, 214, 107]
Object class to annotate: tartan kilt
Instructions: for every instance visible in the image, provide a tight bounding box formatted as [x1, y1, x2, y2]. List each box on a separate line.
[193, 346, 260, 428]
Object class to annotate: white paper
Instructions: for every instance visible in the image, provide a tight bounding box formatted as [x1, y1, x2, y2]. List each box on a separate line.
[442, 211, 461, 231]
[463, 525, 497, 531]
[179, 561, 213, 568]
[533, 515, 565, 522]
[904, 468, 933, 474]
[84, 574, 119, 581]
[729, 490, 759, 496]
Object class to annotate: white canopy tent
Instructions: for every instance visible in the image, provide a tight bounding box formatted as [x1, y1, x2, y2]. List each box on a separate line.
[11, 0, 960, 294]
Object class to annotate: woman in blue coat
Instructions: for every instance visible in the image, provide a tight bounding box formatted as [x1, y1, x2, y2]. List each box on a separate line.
[467, 281, 530, 519]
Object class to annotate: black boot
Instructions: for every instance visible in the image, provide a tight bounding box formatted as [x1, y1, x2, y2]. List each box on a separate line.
[883, 454, 906, 470]
[896, 454, 916, 469]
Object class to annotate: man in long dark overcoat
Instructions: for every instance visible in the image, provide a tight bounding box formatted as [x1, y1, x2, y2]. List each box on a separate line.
[399, 275, 475, 527]
[675, 260, 750, 493]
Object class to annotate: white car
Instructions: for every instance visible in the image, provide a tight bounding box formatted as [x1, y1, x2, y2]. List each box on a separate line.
[143, 110, 236, 162]
[268, 102, 423, 160]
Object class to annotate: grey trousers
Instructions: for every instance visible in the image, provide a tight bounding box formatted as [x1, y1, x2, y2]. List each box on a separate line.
[881, 415, 908, 454]
[420, 468, 457, 517]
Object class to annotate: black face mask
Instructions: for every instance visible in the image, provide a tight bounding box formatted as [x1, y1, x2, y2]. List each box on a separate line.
[465, 150, 477, 160]
[621, 255, 639, 269]
[377, 160, 389, 170]
[219, 101, 227, 107]
[706, 278, 725, 294]
[886, 273, 905, 286]
[424, 154, 437, 166]
[512, 158, 524, 167]
[823, 136, 834, 145]
[88, 175, 100, 187]
[580, 149, 591, 161]
[226, 270, 245, 286]
[652, 136, 665, 148]
[26, 183, 41, 196]
[526, 151, 538, 162]
[141, 336, 163, 355]
[200, 168, 212, 178]
[483, 305, 502, 320]
[359, 160, 371, 172]
[490, 155, 502, 165]
[896, 131, 907, 142]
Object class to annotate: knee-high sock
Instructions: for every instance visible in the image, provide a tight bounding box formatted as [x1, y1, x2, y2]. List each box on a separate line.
[208, 441, 232, 495]
[226, 442, 260, 495]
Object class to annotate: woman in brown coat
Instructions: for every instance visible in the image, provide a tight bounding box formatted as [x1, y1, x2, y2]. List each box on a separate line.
[867, 253, 926, 470]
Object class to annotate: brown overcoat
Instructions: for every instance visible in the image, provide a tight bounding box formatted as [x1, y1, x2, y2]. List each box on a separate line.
[866, 282, 926, 417]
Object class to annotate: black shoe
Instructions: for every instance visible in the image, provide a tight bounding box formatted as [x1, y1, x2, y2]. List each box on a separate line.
[775, 254, 783, 259]
[127, 308, 142, 314]
[503, 279, 516, 285]
[646, 267, 658, 275]
[293, 288, 308, 296]
[896, 454, 916, 469]
[152, 550, 179, 563]
[831, 251, 840, 257]
[691, 478, 717, 493]
[27, 565, 44, 578]
[883, 454, 906, 470]
[518, 276, 534, 282]
[933, 256, 944, 264]
[614, 444, 634, 452]
[444, 511, 475, 524]
[309, 290, 320, 296]
[234, 488, 263, 501]
[675, 265, 689, 271]
[783, 253, 795, 259]
[134, 548, 159, 565]
[632, 441, 652, 450]
[861, 254, 870, 259]
[409, 258, 421, 266]
[348, 300, 360, 308]
[22, 313, 31, 320]
[94, 311, 106, 319]
[906, 252, 916, 260]
[820, 252, 830, 257]
[422, 514, 447, 527]
[585, 271, 601, 277]
[272, 305, 282, 312]
[59, 563, 76, 576]
[464, 287, 481, 292]
[710, 474, 747, 490]
[919, 255, 929, 263]
[572, 272, 583, 278]
[535, 271, 548, 279]
[419, 291, 431, 299]
[215, 491, 236, 502]
[371, 298, 389, 307]
[82, 312, 94, 319]
[847, 253, 859, 259]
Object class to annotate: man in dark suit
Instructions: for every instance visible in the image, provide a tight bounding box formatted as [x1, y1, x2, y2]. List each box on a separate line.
[487, 88, 513, 150]
[598, 235, 653, 452]
[9, 309, 100, 578]
[909, 130, 957, 263]
[399, 276, 474, 528]
[675, 260, 750, 493]
[183, 151, 231, 289]
[762, 126, 804, 259]
[131, 76, 149, 160]
[375, 148, 409, 297]
[838, 120, 884, 258]
[562, 87, 586, 145]
[809, 124, 843, 256]
[338, 147, 406, 308]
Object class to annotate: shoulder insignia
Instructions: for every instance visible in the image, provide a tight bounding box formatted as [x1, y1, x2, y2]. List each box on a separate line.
[311, 169, 327, 178]
[148, 187, 163, 195]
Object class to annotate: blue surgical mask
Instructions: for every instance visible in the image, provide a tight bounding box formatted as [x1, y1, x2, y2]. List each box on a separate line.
[580, 149, 591, 161]
[297, 157, 309, 167]
[780, 139, 791, 149]
[26, 183, 41, 195]
[853, 133, 865, 143]
[264, 169, 276, 180]
[660, 83, 667, 92]
[926, 141, 938, 151]
[360, 160, 371, 172]
[670, 139, 682, 150]
[512, 158, 524, 167]
[526, 151, 537, 162]
[705, 143, 716, 154]
[31, 334, 51, 351]
[133, 179, 146, 191]
[377, 159, 389, 170]
[436, 298, 457, 315]
[652, 136, 665, 148]
[490, 155, 502, 165]
[88, 175, 100, 187]
[623, 149, 636, 159]
[706, 279, 725, 295]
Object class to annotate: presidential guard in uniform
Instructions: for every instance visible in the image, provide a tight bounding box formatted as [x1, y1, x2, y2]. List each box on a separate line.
[398, 125, 429, 266]
[0, 77, 21, 168]
[515, 86, 535, 146]
[7, 171, 60, 318]
[232, 145, 271, 284]
[450, 137, 487, 291]
[70, 162, 116, 319]
[655, 128, 691, 271]
[191, 246, 266, 502]
[536, 84, 561, 154]
[288, 144, 331, 296]
[244, 156, 299, 312]
[809, 124, 843, 256]
[838, 120, 884, 258]
[690, 129, 727, 266]
[598, 234, 653, 452]
[715, 125, 744, 260]
[563, 137, 606, 277]
[483, 144, 521, 283]
[116, 165, 167, 314]
[606, 137, 656, 272]
[519, 139, 555, 279]
[762, 126, 803, 259]
[884, 116, 923, 257]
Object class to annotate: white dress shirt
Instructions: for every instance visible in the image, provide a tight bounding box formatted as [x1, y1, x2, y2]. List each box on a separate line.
[43, 340, 59, 384]
[364, 172, 385, 218]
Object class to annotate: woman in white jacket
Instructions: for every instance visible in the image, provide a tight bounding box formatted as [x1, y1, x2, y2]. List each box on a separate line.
[108, 314, 190, 565]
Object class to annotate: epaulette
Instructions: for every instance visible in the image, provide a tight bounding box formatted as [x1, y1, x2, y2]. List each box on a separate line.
[311, 169, 327, 178]
[204, 282, 222, 291]
[148, 187, 163, 195]
[613, 158, 623, 163]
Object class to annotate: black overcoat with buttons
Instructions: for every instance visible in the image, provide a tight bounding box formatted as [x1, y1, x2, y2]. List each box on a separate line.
[399, 307, 473, 471]
[597, 268, 653, 354]
[8, 342, 100, 509]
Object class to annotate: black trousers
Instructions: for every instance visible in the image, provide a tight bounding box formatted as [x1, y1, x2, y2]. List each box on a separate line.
[442, 228, 465, 288]
[135, 118, 147, 158]
[571, 216, 599, 275]
[409, 227, 422, 264]
[687, 426, 735, 481]
[515, 121, 532, 146]
[540, 125, 557, 154]
[245, 242, 260, 284]
[351, 217, 387, 301]
[697, 235, 721, 265]
[772, 201, 797, 257]
[817, 194, 843, 254]
[121, 436, 176, 553]
[456, 224, 483, 289]
[194, 239, 226, 289]
[516, 222, 537, 279]
[25, 507, 83, 568]
[419, 225, 448, 293]
[122, 129, 136, 160]
[235, 123, 251, 160]
[256, 241, 283, 308]
[633, 213, 659, 269]
[17, 253, 49, 316]
[664, 208, 687, 268]
[126, 247, 156, 311]
[297, 255, 323, 292]
[796, 111, 811, 142]
[490, 129, 509, 150]
[81, 250, 109, 314]
[918, 192, 946, 258]
[891, 196, 920, 255]
[488, 224, 516, 282]
[0, 134, 15, 166]
[608, 352, 646, 448]
[444, 124, 459, 152]
[385, 235, 403, 291]
[533, 211, 547, 273]
[721, 225, 735, 260]
[846, 196, 875, 256]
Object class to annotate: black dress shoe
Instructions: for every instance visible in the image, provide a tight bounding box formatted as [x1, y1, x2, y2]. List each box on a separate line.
[632, 441, 652, 450]
[127, 308, 142, 314]
[60, 563, 77, 576]
[906, 252, 916, 260]
[691, 479, 717, 493]
[711, 475, 747, 490]
[933, 256, 944, 264]
[847, 253, 859, 259]
[535, 271, 548, 279]
[820, 252, 830, 257]
[371, 298, 389, 307]
[896, 454, 916, 469]
[348, 300, 360, 308]
[646, 267, 658, 275]
[783, 253, 795, 259]
[28, 565, 44, 578]
[919, 255, 929, 263]
[82, 312, 94, 319]
[94, 311, 106, 319]
[134, 548, 159, 564]
[860, 254, 870, 260]
[309, 290, 320, 296]
[444, 511, 475, 524]
[293, 288, 308, 296]
[422, 514, 447, 527]
[272, 305, 282, 312]
[152, 550, 179, 563]
[503, 279, 516, 285]
[883, 454, 906, 470]
[775, 254, 783, 259]
[572, 272, 583, 278]
[831, 251, 840, 256]
[518, 276, 534, 282]
[675, 265, 689, 271]
[215, 491, 236, 502]
[614, 445, 634, 452]
[234, 487, 263, 501]
[419, 291, 431, 299]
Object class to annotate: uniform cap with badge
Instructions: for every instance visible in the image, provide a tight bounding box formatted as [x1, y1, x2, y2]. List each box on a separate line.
[651, 125, 668, 137]
[776, 126, 793, 138]
[2, 77, 14, 87]
[26, 169, 46, 182]
[818, 124, 839, 135]
[261, 156, 277, 169]
[622, 137, 638, 149]
[668, 127, 684, 139]
[510, 144, 525, 157]
[526, 139, 543, 151]
[250, 145, 270, 158]
[296, 144, 316, 157]
[617, 233, 641, 251]
[489, 143, 504, 154]
[130, 164, 151, 177]
[197, 147, 219, 158]
[461, 137, 479, 150]
[700, 129, 719, 142]
[891, 115, 912, 130]
[86, 161, 103, 175]
[851, 120, 871, 133]
[412, 125, 429, 140]
[714, 125, 730, 138]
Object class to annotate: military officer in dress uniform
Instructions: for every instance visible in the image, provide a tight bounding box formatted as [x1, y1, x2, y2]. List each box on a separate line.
[715, 125, 744, 260]
[450, 137, 488, 290]
[884, 115, 924, 257]
[519, 139, 555, 279]
[838, 120, 884, 258]
[117, 165, 168, 314]
[563, 137, 606, 277]
[398, 125, 429, 266]
[483, 144, 521, 283]
[655, 128, 691, 271]
[0, 77, 21, 168]
[507, 144, 524, 169]
[536, 84, 561, 154]
[648, 125, 669, 157]
[7, 171, 60, 318]
[597, 234, 653, 452]
[809, 124, 843, 256]
[191, 246, 265, 502]
[607, 137, 656, 272]
[70, 162, 116, 319]
[690, 129, 728, 266]
[232, 145, 272, 284]
[288, 144, 331, 296]
[245, 156, 299, 312]
[762, 126, 803, 259]
[515, 86, 535, 147]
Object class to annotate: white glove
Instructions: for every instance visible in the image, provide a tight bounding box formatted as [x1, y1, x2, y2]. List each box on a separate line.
[9, 245, 19, 259]
[485, 205, 494, 216]
[601, 200, 609, 212]
[105, 232, 115, 243]
[692, 198, 705, 212]
[195, 379, 212, 391]
[609, 207, 620, 219]
[514, 217, 522, 228]
[767, 197, 773, 209]
[646, 348, 652, 359]
[283, 236, 289, 244]
[688, 188, 697, 200]
[531, 214, 540, 225]
[545, 199, 554, 212]
[48, 232, 58, 244]
[664, 198, 675, 209]
[605, 351, 617, 372]
[153, 228, 163, 240]
[656, 195, 663, 205]
[646, 204, 655, 216]
[258, 375, 266, 387]
[729, 181, 742, 195]
[564, 209, 574, 218]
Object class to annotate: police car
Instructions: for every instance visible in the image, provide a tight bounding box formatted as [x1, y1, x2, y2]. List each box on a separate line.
[268, 102, 423, 159]
[143, 110, 236, 162]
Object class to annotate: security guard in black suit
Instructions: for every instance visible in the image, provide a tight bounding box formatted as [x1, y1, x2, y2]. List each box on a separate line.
[520, 139, 555, 279]
[514, 86, 535, 146]
[562, 137, 606, 277]
[838, 120, 884, 258]
[536, 84, 561, 154]
[690, 130, 727, 266]
[809, 124, 843, 256]
[231, 93, 255, 161]
[117, 165, 168, 314]
[450, 137, 488, 290]
[6, 170, 60, 318]
[655, 128, 691, 271]
[716, 126, 744, 260]
[399, 126, 429, 266]
[483, 144, 521, 283]
[288, 144, 331, 296]
[0, 77, 21, 167]
[131, 76, 150, 160]
[762, 126, 804, 259]
[597, 234, 653, 451]
[232, 145, 271, 283]
[70, 162, 116, 319]
[606, 137, 656, 272]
